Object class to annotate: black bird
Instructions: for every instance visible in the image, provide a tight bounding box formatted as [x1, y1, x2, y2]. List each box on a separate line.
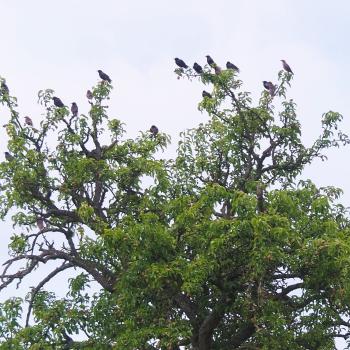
[86, 90, 93, 100]
[98, 70, 112, 83]
[5, 152, 14, 161]
[24, 116, 33, 126]
[206, 55, 215, 67]
[263, 81, 273, 90]
[1, 82, 9, 94]
[262, 81, 276, 96]
[193, 62, 203, 74]
[175, 58, 188, 69]
[71, 102, 78, 117]
[53, 97, 65, 108]
[226, 61, 240, 72]
[149, 125, 159, 137]
[202, 90, 212, 99]
[281, 60, 293, 74]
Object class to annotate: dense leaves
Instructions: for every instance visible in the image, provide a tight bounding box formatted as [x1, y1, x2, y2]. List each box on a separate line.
[0, 64, 350, 350]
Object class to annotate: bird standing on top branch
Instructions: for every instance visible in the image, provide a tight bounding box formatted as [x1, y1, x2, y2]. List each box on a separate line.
[263, 81, 276, 96]
[53, 97, 65, 108]
[226, 61, 240, 72]
[202, 90, 212, 98]
[281, 60, 293, 74]
[1, 82, 9, 94]
[24, 116, 33, 126]
[175, 58, 188, 69]
[86, 90, 93, 100]
[214, 66, 222, 75]
[149, 125, 159, 137]
[71, 102, 78, 117]
[193, 62, 203, 74]
[98, 70, 112, 83]
[206, 55, 215, 67]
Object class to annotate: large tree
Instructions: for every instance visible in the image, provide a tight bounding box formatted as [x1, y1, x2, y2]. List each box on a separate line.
[0, 62, 350, 350]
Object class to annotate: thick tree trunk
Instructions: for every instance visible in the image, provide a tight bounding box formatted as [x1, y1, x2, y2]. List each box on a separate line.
[197, 310, 222, 350]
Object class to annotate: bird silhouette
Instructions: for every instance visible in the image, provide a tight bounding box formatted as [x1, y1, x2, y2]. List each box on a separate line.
[175, 58, 188, 69]
[202, 90, 212, 98]
[53, 97, 65, 108]
[281, 60, 293, 74]
[71, 102, 78, 117]
[149, 125, 159, 137]
[4, 152, 14, 161]
[86, 90, 93, 100]
[193, 62, 203, 74]
[36, 218, 45, 231]
[24, 116, 33, 126]
[1, 82, 9, 94]
[262, 81, 276, 96]
[226, 61, 240, 72]
[206, 55, 215, 67]
[214, 66, 222, 75]
[98, 70, 112, 83]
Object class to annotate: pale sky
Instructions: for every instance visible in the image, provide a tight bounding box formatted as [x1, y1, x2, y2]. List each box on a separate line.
[0, 1, 349, 347]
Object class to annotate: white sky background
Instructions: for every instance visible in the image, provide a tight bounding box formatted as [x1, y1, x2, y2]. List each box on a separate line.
[0, 0, 349, 348]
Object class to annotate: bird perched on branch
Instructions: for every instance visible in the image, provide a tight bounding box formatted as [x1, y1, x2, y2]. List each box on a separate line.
[4, 152, 14, 161]
[1, 81, 9, 94]
[98, 70, 112, 83]
[86, 90, 93, 100]
[24, 116, 33, 126]
[214, 65, 222, 75]
[36, 218, 45, 231]
[149, 125, 159, 137]
[226, 61, 240, 72]
[53, 97, 65, 108]
[206, 55, 215, 67]
[281, 60, 293, 74]
[202, 90, 212, 99]
[175, 58, 188, 69]
[262, 81, 276, 96]
[71, 102, 78, 117]
[193, 62, 203, 74]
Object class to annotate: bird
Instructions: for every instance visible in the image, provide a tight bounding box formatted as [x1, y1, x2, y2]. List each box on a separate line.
[226, 61, 240, 72]
[1, 82, 9, 94]
[86, 90, 93, 100]
[71, 102, 78, 117]
[206, 55, 215, 67]
[36, 218, 45, 231]
[98, 70, 112, 83]
[281, 60, 293, 74]
[149, 125, 159, 137]
[53, 97, 65, 108]
[24, 116, 33, 126]
[175, 58, 188, 69]
[214, 66, 222, 75]
[4, 152, 14, 161]
[262, 81, 276, 96]
[202, 90, 212, 99]
[193, 62, 203, 74]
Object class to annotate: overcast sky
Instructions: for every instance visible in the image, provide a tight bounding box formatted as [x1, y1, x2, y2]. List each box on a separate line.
[0, 0, 349, 347]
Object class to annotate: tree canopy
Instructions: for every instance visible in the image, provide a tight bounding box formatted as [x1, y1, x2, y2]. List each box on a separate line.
[0, 61, 350, 350]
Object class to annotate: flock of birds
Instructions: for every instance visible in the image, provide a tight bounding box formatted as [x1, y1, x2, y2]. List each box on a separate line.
[174, 55, 293, 98]
[2, 69, 158, 164]
[48, 70, 158, 138]
[2, 58, 294, 164]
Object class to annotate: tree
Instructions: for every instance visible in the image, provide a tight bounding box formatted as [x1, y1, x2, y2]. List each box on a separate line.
[0, 62, 350, 350]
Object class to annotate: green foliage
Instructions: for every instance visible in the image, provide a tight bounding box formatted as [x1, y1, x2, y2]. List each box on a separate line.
[0, 65, 350, 349]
